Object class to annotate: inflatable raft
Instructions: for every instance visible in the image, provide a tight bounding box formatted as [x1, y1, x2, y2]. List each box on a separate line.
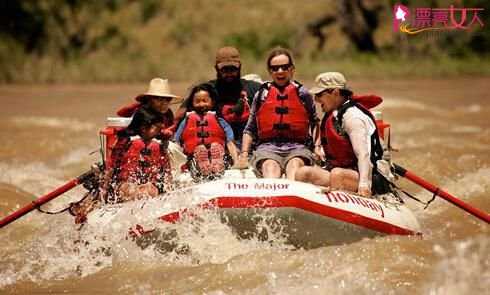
[86, 168, 420, 248]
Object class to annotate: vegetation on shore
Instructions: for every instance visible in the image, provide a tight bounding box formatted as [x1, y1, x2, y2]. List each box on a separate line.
[1, 0, 489, 83]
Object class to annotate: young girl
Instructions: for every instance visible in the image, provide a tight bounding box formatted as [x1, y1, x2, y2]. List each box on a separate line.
[174, 83, 239, 179]
[70, 79, 177, 223]
[109, 108, 172, 201]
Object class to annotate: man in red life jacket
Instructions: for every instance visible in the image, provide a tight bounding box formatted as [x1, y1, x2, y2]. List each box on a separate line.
[237, 47, 320, 179]
[295, 72, 384, 198]
[174, 47, 261, 147]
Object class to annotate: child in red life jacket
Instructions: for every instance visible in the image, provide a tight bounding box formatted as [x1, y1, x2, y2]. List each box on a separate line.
[71, 109, 173, 223]
[108, 108, 173, 201]
[174, 83, 239, 178]
[70, 80, 178, 224]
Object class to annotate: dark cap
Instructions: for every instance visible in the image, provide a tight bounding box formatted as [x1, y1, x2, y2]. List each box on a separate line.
[215, 46, 241, 69]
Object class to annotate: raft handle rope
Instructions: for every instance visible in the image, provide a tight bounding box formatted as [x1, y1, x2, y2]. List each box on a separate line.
[398, 186, 435, 209]
[37, 204, 71, 215]
[388, 166, 435, 209]
[36, 163, 104, 216]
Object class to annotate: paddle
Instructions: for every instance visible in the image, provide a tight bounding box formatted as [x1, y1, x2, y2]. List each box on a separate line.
[393, 163, 489, 224]
[0, 169, 95, 229]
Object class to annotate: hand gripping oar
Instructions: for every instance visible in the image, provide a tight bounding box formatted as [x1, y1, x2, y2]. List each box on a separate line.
[0, 170, 95, 229]
[393, 163, 490, 224]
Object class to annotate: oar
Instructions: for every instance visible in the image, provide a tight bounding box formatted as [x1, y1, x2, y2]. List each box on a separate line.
[0, 170, 95, 229]
[393, 163, 490, 224]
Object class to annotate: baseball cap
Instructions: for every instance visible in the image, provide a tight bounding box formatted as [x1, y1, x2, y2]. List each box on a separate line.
[310, 72, 351, 95]
[216, 46, 241, 69]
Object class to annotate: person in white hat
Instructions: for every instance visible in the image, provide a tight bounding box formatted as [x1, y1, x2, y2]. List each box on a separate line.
[295, 72, 385, 198]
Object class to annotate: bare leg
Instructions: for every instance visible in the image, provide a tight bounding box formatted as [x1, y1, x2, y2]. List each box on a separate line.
[330, 168, 359, 192]
[295, 166, 332, 187]
[285, 157, 305, 180]
[193, 144, 211, 176]
[261, 159, 282, 178]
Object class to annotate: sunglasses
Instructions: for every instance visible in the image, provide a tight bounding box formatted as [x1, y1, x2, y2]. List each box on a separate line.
[269, 63, 292, 72]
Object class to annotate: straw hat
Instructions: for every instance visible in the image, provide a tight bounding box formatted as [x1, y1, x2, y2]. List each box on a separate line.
[309, 72, 351, 95]
[135, 78, 179, 102]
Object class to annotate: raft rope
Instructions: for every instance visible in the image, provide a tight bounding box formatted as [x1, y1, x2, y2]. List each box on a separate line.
[386, 174, 436, 209]
[36, 192, 93, 215]
[37, 205, 71, 215]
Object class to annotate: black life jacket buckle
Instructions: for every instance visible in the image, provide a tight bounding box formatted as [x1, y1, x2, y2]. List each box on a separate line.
[277, 94, 288, 100]
[197, 120, 208, 127]
[275, 106, 289, 114]
[140, 147, 151, 156]
[273, 123, 290, 131]
[197, 130, 210, 138]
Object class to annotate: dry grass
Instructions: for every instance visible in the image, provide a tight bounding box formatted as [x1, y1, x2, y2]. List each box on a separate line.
[2, 0, 489, 83]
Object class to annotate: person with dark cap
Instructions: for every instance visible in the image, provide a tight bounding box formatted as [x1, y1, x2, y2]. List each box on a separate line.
[175, 46, 261, 146]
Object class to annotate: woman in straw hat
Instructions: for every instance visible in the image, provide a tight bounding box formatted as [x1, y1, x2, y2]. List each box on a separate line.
[115, 77, 180, 139]
[70, 78, 178, 223]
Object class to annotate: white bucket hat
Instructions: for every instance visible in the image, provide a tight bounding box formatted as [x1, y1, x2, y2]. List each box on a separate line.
[135, 78, 180, 102]
[310, 72, 351, 95]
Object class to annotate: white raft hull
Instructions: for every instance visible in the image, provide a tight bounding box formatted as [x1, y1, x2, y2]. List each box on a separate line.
[86, 174, 421, 248]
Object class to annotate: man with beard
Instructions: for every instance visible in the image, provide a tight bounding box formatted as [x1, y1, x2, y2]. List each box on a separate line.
[175, 46, 261, 146]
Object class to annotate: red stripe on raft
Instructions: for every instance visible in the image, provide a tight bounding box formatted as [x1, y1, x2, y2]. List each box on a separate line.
[159, 196, 419, 235]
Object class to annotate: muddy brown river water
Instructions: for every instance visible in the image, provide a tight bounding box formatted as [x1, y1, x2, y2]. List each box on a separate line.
[0, 78, 488, 294]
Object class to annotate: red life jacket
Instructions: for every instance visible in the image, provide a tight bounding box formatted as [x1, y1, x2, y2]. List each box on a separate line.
[221, 90, 251, 123]
[256, 82, 309, 142]
[117, 138, 170, 183]
[321, 100, 383, 169]
[180, 111, 226, 155]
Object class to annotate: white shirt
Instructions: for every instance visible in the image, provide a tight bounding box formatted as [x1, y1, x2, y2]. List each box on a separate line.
[333, 106, 377, 191]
